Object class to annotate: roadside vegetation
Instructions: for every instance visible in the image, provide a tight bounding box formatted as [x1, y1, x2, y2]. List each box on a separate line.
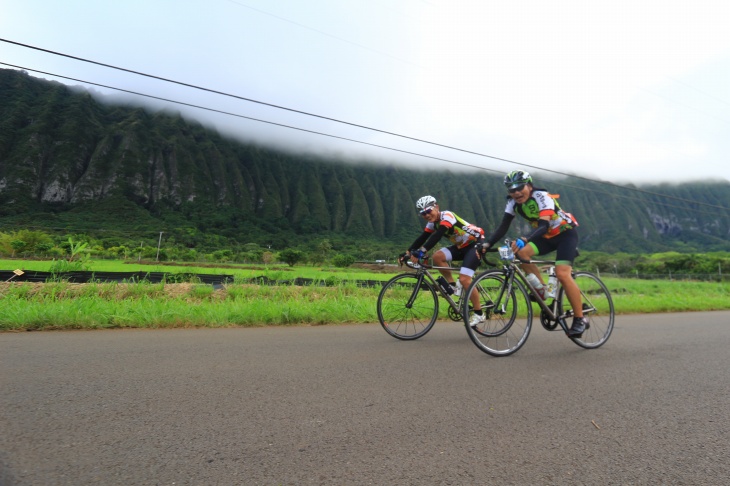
[2, 230, 730, 279]
[1, 258, 728, 332]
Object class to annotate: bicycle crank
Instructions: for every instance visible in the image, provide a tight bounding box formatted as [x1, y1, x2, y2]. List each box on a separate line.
[447, 305, 462, 322]
[540, 310, 559, 330]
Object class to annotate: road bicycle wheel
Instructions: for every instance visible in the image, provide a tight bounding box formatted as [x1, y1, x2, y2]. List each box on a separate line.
[462, 270, 533, 357]
[557, 271, 615, 349]
[377, 273, 439, 340]
[462, 272, 515, 337]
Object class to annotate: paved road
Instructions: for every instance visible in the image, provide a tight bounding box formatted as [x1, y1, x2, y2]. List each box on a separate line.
[1, 312, 729, 485]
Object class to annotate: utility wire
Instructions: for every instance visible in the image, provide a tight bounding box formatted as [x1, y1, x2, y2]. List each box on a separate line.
[224, 0, 424, 68]
[1, 62, 724, 217]
[666, 76, 730, 108]
[0, 37, 728, 211]
[0, 61, 501, 174]
[644, 87, 730, 126]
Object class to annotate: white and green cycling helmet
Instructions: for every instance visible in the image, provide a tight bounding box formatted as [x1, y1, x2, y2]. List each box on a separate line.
[504, 170, 533, 189]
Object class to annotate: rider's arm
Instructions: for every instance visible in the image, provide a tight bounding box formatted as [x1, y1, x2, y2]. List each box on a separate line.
[484, 213, 515, 247]
[408, 232, 430, 253]
[420, 225, 447, 252]
[521, 218, 550, 243]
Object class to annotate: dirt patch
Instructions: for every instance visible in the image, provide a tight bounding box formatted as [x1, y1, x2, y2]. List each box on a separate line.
[0, 282, 223, 300]
[352, 263, 401, 274]
[128, 260, 294, 271]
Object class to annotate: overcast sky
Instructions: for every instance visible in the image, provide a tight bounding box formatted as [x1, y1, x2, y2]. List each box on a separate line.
[2, 0, 730, 184]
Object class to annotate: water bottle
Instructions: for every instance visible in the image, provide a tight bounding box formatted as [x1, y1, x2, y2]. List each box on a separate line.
[546, 267, 557, 299]
[453, 281, 462, 297]
[525, 273, 545, 298]
[436, 276, 454, 295]
[498, 245, 514, 261]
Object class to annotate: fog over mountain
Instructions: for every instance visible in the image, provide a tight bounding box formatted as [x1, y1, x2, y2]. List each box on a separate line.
[1, 69, 729, 253]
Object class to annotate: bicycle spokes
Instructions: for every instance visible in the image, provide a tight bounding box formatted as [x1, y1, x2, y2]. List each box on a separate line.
[377, 273, 439, 340]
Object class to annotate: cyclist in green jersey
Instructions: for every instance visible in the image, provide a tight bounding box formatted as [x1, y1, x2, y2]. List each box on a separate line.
[480, 171, 588, 337]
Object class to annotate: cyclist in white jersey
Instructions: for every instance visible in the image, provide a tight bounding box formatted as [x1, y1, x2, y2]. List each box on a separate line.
[401, 195, 487, 328]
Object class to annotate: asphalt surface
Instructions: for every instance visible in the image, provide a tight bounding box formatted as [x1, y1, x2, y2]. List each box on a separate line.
[1, 311, 729, 485]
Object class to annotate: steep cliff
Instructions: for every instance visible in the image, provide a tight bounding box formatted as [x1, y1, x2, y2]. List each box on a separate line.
[1, 69, 729, 252]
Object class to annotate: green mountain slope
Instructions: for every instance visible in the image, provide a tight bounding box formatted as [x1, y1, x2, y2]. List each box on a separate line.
[1, 68, 729, 253]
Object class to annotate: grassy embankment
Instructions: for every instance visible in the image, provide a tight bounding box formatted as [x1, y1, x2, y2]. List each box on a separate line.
[0, 259, 728, 331]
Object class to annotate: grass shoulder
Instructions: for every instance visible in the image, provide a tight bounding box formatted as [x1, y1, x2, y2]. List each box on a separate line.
[0, 259, 728, 331]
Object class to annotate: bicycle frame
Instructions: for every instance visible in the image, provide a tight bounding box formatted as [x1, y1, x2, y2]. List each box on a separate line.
[401, 259, 462, 316]
[498, 258, 569, 329]
[381, 246, 614, 350]
[512, 262, 557, 312]
[489, 245, 604, 333]
[462, 240, 615, 356]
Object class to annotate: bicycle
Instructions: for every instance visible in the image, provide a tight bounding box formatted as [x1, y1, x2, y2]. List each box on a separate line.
[376, 256, 481, 340]
[462, 241, 615, 357]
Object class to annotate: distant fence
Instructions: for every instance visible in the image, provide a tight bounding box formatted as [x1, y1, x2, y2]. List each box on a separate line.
[0, 270, 385, 288]
[3, 269, 725, 287]
[0, 270, 235, 285]
[596, 271, 728, 282]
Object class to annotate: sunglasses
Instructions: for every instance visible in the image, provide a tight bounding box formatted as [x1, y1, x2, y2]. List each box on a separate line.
[419, 207, 435, 216]
[508, 184, 526, 194]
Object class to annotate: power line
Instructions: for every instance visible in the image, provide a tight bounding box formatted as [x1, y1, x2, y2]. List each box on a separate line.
[0, 61, 502, 173]
[644, 87, 730, 127]
[224, 0, 424, 68]
[666, 76, 730, 108]
[1, 37, 729, 211]
[2, 61, 726, 218]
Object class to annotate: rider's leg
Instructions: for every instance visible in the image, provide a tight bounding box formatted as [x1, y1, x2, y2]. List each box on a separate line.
[516, 243, 544, 284]
[460, 247, 482, 311]
[464, 273, 480, 311]
[550, 229, 586, 335]
[556, 264, 583, 319]
[561, 264, 587, 336]
[432, 248, 455, 284]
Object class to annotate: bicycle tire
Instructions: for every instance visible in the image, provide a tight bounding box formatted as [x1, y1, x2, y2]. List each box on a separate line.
[377, 273, 439, 340]
[462, 270, 533, 357]
[462, 272, 514, 337]
[557, 271, 615, 349]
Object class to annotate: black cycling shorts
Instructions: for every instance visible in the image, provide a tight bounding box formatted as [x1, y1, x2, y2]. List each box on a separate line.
[437, 242, 482, 275]
[531, 228, 579, 265]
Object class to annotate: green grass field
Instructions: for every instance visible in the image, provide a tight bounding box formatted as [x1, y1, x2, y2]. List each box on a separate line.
[1, 259, 728, 331]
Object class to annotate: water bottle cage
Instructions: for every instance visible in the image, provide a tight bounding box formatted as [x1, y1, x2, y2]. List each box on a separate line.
[436, 276, 454, 295]
[546, 275, 558, 298]
[498, 246, 514, 261]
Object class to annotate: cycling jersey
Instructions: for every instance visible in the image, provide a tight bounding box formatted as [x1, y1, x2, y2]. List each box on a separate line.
[504, 189, 577, 238]
[421, 210, 484, 249]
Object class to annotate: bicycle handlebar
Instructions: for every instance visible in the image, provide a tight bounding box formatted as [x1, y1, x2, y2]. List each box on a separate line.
[491, 239, 556, 266]
[404, 259, 426, 270]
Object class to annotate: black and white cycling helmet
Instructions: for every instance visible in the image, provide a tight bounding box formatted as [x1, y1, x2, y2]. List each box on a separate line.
[416, 195, 437, 211]
[504, 170, 533, 189]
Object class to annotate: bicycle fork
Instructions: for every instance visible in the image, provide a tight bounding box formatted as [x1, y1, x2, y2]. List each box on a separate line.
[491, 267, 515, 315]
[405, 273, 426, 309]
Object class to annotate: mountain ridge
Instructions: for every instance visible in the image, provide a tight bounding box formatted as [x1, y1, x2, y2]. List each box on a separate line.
[1, 68, 729, 253]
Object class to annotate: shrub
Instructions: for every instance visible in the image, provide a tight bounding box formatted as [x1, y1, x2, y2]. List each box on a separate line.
[279, 249, 305, 267]
[332, 254, 355, 268]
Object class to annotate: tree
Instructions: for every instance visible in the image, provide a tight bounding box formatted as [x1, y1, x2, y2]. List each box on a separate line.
[35, 242, 54, 256]
[310, 239, 332, 265]
[10, 239, 26, 257]
[211, 249, 234, 262]
[332, 254, 355, 268]
[279, 249, 305, 267]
